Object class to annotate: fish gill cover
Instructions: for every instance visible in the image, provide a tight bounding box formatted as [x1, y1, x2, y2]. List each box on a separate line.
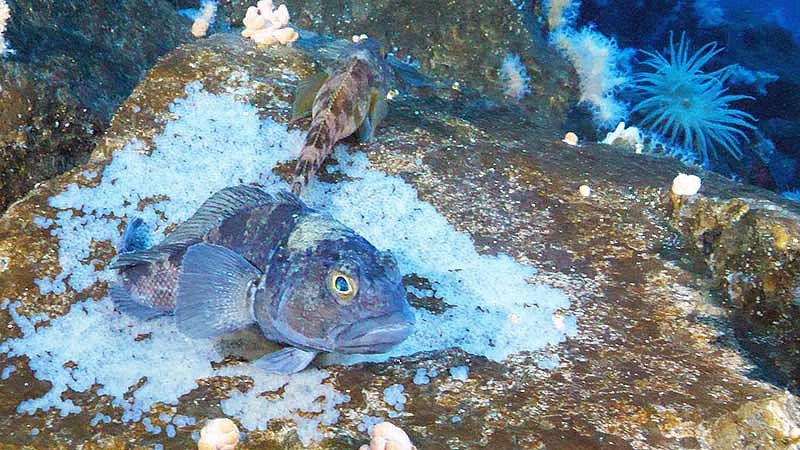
[0, 81, 576, 443]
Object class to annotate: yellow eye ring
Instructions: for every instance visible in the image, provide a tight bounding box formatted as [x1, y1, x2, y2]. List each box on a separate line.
[330, 271, 357, 303]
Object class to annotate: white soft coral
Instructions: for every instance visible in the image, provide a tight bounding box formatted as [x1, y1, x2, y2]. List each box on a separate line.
[242, 0, 298, 46]
[551, 27, 633, 127]
[191, 1, 217, 38]
[0, 0, 11, 56]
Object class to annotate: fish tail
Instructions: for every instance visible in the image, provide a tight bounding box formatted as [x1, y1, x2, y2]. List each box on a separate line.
[111, 218, 174, 318]
[292, 121, 335, 195]
[118, 217, 152, 254]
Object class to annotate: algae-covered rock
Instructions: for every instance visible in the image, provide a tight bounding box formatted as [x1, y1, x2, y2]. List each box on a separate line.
[1, 31, 799, 449]
[668, 189, 800, 392]
[221, 0, 577, 130]
[0, 0, 191, 212]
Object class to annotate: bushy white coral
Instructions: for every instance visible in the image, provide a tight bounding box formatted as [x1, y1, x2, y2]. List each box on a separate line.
[552, 27, 633, 126]
[499, 54, 532, 100]
[191, 1, 217, 38]
[544, 0, 580, 30]
[242, 0, 298, 46]
[0, 0, 11, 56]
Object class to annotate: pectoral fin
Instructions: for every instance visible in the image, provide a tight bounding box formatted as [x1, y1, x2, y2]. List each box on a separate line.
[356, 116, 373, 143]
[253, 347, 318, 374]
[174, 243, 261, 338]
[355, 90, 389, 143]
[291, 71, 329, 121]
[370, 91, 389, 127]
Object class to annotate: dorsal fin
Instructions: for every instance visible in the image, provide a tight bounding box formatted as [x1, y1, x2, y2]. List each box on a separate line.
[162, 185, 275, 246]
[275, 189, 308, 209]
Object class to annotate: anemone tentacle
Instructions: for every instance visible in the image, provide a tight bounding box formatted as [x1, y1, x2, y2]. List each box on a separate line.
[632, 31, 756, 162]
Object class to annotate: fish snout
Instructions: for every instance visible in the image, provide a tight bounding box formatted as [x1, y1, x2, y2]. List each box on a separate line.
[334, 310, 415, 354]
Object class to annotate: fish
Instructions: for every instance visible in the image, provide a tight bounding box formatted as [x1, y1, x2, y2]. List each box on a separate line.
[109, 185, 415, 374]
[290, 37, 394, 194]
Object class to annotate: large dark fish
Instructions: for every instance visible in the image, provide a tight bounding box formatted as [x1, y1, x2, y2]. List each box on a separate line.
[110, 185, 414, 374]
[290, 37, 393, 194]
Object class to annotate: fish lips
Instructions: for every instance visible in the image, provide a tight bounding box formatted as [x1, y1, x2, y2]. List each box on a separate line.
[334, 309, 415, 354]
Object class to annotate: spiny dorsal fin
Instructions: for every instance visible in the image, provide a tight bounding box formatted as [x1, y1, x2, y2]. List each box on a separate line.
[291, 71, 330, 121]
[275, 189, 308, 209]
[162, 185, 275, 246]
[174, 243, 261, 338]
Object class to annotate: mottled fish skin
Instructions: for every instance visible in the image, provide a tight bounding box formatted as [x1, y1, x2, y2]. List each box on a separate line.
[112, 190, 304, 314]
[111, 185, 414, 373]
[291, 38, 393, 195]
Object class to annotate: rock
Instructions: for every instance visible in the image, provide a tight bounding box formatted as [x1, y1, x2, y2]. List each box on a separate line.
[668, 189, 800, 392]
[0, 0, 191, 213]
[704, 392, 800, 449]
[221, 0, 577, 129]
[1, 31, 799, 449]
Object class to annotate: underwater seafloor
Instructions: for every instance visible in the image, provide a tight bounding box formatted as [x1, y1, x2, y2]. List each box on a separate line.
[1, 0, 800, 449]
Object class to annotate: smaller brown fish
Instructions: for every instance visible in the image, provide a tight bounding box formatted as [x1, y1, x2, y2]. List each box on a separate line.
[290, 38, 393, 194]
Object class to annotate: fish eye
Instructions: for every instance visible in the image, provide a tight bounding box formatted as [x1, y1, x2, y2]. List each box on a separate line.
[329, 270, 357, 303]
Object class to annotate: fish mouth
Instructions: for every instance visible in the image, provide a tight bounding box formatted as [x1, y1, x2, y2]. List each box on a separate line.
[334, 311, 415, 354]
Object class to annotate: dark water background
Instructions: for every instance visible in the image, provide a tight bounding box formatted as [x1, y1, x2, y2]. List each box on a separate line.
[577, 0, 800, 193]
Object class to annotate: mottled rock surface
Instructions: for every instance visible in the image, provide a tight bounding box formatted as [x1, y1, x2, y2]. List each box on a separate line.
[221, 0, 577, 129]
[1, 32, 800, 449]
[0, 0, 191, 212]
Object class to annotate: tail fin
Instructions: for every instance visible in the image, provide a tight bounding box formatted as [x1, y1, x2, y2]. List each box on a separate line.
[292, 122, 334, 195]
[118, 218, 152, 254]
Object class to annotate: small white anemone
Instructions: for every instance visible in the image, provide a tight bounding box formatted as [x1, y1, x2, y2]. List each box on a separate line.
[197, 418, 240, 450]
[358, 422, 417, 450]
[562, 132, 578, 146]
[671, 173, 702, 196]
[191, 1, 217, 38]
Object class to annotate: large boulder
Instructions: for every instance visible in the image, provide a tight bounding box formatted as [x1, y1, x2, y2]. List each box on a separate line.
[1, 32, 799, 449]
[0, 0, 191, 212]
[221, 0, 577, 130]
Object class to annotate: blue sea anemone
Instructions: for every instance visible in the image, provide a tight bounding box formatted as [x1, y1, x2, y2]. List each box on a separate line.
[632, 32, 756, 162]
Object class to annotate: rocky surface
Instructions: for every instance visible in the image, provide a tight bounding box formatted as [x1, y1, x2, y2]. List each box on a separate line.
[668, 189, 800, 392]
[0, 0, 191, 212]
[1, 28, 800, 450]
[221, 0, 577, 130]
